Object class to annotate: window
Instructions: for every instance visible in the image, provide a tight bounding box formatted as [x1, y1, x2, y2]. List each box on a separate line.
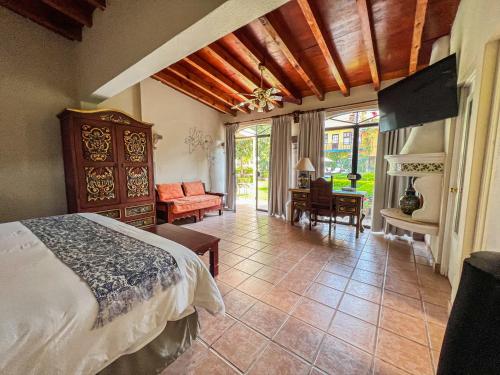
[332, 134, 339, 147]
[343, 132, 352, 146]
[323, 110, 379, 225]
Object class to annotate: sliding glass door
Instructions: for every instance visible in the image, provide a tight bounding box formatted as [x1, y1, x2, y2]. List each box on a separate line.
[235, 123, 271, 211]
[324, 110, 379, 224]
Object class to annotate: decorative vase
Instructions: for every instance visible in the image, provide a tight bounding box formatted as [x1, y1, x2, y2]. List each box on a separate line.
[400, 180, 420, 215]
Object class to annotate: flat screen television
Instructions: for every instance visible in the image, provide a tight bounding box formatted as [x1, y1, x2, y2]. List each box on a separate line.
[378, 54, 458, 133]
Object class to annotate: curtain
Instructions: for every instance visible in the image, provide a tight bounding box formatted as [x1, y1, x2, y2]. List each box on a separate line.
[269, 115, 292, 217]
[371, 128, 412, 233]
[298, 110, 325, 178]
[225, 123, 239, 211]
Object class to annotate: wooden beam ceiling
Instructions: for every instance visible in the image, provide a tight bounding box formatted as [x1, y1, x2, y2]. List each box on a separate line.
[356, 0, 380, 91]
[296, 0, 349, 97]
[82, 0, 105, 11]
[167, 62, 250, 114]
[0, 0, 105, 41]
[203, 43, 283, 108]
[228, 31, 302, 104]
[183, 54, 250, 103]
[41, 0, 93, 27]
[258, 15, 325, 100]
[409, 0, 429, 75]
[152, 71, 236, 116]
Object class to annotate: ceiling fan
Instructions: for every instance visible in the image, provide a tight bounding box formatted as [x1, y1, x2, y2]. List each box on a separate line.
[232, 64, 283, 112]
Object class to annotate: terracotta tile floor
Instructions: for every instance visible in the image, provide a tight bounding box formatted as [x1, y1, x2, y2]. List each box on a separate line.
[161, 204, 452, 375]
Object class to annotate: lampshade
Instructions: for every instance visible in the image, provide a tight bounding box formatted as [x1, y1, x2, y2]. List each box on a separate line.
[295, 157, 315, 172]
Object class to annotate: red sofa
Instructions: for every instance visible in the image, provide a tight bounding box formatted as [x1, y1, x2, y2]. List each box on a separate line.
[156, 181, 224, 223]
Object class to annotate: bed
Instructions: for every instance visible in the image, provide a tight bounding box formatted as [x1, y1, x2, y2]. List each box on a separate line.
[0, 213, 225, 374]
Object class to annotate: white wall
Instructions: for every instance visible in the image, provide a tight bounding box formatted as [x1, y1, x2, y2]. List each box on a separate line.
[97, 84, 142, 119]
[140, 78, 224, 191]
[0, 8, 77, 223]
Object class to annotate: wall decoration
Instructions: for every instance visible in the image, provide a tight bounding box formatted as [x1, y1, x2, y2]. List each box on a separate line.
[152, 132, 163, 149]
[184, 127, 213, 153]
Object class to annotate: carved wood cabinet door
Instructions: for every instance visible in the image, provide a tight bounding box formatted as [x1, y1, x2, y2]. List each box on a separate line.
[115, 125, 154, 204]
[74, 120, 121, 208]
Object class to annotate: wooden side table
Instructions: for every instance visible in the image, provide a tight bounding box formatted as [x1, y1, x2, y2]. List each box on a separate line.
[146, 224, 220, 277]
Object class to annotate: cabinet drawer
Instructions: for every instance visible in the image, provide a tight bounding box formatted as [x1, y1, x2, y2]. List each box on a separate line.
[338, 206, 357, 214]
[96, 208, 121, 219]
[292, 192, 308, 201]
[126, 216, 155, 228]
[337, 197, 357, 204]
[125, 203, 154, 217]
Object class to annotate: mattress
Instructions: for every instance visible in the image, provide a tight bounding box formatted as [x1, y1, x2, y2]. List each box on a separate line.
[0, 213, 224, 375]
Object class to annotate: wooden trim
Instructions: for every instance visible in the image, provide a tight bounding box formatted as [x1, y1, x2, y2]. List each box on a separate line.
[409, 0, 429, 74]
[166, 64, 250, 113]
[61, 108, 152, 125]
[297, 0, 350, 96]
[229, 31, 302, 104]
[1, 0, 82, 41]
[259, 15, 324, 100]
[356, 0, 380, 90]
[41, 0, 93, 27]
[152, 71, 236, 116]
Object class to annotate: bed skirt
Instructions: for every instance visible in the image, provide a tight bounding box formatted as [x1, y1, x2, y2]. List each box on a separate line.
[98, 310, 199, 375]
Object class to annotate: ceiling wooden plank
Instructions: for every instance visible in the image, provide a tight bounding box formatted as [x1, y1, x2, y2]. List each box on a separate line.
[229, 31, 302, 104]
[167, 63, 250, 114]
[153, 71, 236, 116]
[203, 43, 283, 108]
[356, 0, 380, 90]
[183, 54, 249, 102]
[0, 0, 82, 41]
[258, 15, 324, 100]
[409, 0, 429, 74]
[296, 0, 349, 96]
[82, 0, 106, 11]
[41, 0, 93, 27]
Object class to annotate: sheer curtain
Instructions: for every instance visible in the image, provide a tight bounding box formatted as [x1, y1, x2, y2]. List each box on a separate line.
[225, 123, 239, 211]
[371, 128, 412, 232]
[268, 115, 291, 217]
[298, 110, 325, 178]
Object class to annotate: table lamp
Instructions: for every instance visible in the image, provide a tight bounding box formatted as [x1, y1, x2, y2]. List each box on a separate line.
[295, 157, 315, 188]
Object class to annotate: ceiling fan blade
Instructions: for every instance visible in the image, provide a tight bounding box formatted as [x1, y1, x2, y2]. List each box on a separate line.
[269, 95, 283, 101]
[257, 106, 264, 113]
[270, 87, 280, 94]
[267, 101, 275, 110]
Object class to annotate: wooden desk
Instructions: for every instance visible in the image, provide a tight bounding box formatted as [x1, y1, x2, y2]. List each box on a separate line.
[146, 224, 220, 277]
[289, 188, 366, 238]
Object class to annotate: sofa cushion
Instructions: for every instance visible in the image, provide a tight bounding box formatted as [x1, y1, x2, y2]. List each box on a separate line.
[171, 195, 221, 214]
[156, 183, 184, 201]
[183, 181, 205, 196]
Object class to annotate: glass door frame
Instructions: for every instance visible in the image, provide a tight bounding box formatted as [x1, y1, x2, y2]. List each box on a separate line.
[324, 114, 378, 189]
[255, 132, 270, 212]
[235, 123, 271, 212]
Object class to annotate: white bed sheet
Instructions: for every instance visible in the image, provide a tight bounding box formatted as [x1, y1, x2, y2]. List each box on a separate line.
[0, 213, 224, 375]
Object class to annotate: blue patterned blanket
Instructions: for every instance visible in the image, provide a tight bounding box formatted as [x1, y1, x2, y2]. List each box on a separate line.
[21, 214, 182, 328]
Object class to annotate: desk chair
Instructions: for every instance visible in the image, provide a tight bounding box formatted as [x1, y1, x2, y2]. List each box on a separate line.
[309, 176, 335, 236]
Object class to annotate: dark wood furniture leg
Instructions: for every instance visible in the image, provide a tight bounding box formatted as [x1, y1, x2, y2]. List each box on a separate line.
[209, 242, 219, 277]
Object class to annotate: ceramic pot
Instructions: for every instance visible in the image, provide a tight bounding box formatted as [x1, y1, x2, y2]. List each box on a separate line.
[400, 184, 420, 215]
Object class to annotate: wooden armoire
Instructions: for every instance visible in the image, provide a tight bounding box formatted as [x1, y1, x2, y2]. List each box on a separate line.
[59, 109, 156, 228]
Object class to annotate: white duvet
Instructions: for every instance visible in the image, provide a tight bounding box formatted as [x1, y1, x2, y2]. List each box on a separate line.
[0, 213, 224, 375]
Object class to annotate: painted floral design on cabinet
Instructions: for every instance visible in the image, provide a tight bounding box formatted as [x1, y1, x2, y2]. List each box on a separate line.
[126, 166, 149, 198]
[85, 167, 116, 202]
[81, 125, 113, 162]
[124, 130, 147, 162]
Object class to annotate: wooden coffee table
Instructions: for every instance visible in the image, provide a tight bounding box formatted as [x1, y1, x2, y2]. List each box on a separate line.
[147, 224, 220, 277]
